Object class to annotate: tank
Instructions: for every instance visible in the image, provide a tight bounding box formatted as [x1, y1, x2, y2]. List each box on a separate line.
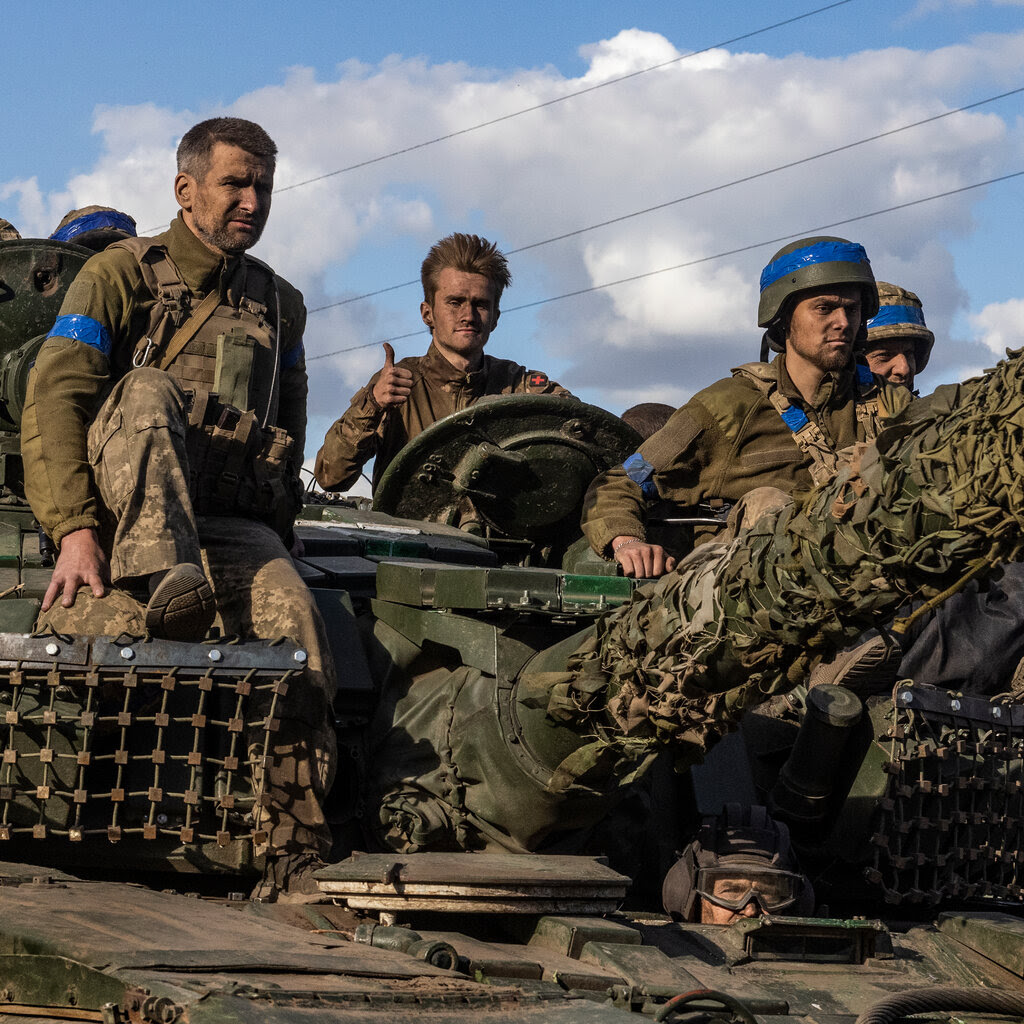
[1, 237, 1024, 1023]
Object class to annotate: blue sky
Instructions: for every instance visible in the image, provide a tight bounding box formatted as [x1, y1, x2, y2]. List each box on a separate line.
[3, 0, 1023, 490]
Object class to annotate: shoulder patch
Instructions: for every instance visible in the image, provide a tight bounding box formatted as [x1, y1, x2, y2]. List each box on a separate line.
[526, 370, 549, 389]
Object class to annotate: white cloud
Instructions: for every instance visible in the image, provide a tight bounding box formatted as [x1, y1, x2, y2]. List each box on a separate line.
[969, 298, 1024, 356]
[5, 26, 1023, 442]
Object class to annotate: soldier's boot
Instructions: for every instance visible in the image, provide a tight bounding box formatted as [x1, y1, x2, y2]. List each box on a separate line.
[251, 851, 327, 904]
[808, 633, 903, 695]
[144, 563, 216, 641]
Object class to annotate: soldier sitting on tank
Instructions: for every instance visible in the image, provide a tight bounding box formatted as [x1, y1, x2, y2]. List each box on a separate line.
[50, 206, 138, 252]
[21, 117, 335, 902]
[314, 233, 572, 494]
[862, 282, 934, 392]
[661, 804, 815, 924]
[581, 236, 912, 579]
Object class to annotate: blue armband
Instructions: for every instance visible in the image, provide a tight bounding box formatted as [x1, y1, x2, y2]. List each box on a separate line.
[47, 314, 112, 358]
[623, 452, 659, 500]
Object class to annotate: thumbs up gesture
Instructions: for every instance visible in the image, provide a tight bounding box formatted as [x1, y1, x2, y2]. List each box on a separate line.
[371, 343, 414, 409]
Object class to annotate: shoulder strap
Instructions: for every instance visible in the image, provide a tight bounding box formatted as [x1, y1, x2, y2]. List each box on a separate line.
[734, 361, 839, 486]
[149, 287, 223, 370]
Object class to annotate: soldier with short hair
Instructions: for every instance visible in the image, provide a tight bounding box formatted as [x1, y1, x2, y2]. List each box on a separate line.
[863, 282, 934, 391]
[21, 116, 335, 901]
[314, 232, 571, 493]
[581, 236, 912, 578]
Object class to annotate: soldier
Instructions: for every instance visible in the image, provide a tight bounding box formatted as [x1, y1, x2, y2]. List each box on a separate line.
[0, 218, 20, 241]
[50, 205, 137, 251]
[620, 402, 674, 441]
[314, 233, 571, 493]
[21, 117, 334, 901]
[661, 805, 814, 924]
[863, 282, 934, 390]
[581, 236, 912, 578]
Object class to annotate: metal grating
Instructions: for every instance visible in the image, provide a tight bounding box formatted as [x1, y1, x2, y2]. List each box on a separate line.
[866, 682, 1024, 905]
[0, 633, 302, 846]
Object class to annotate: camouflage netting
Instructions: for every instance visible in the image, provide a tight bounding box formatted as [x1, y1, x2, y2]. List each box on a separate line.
[550, 350, 1024, 768]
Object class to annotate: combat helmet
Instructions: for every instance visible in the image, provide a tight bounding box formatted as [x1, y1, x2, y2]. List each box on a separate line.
[0, 219, 20, 241]
[866, 282, 934, 375]
[661, 803, 815, 921]
[758, 236, 878, 356]
[50, 206, 137, 251]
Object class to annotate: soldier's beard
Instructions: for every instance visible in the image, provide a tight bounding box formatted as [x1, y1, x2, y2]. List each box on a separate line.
[193, 216, 264, 255]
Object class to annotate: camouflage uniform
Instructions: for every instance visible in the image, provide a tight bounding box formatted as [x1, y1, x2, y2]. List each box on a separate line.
[0, 219, 20, 241]
[22, 213, 334, 859]
[315, 341, 571, 492]
[581, 354, 911, 558]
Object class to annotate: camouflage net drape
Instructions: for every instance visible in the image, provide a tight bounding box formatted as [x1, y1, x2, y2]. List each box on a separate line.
[551, 350, 1024, 766]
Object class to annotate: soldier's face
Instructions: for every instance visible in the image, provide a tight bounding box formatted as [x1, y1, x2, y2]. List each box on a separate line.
[176, 142, 274, 256]
[421, 268, 499, 370]
[865, 337, 916, 388]
[785, 284, 863, 373]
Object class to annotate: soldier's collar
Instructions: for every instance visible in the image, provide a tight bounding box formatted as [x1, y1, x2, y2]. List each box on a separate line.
[162, 214, 238, 295]
[423, 341, 489, 387]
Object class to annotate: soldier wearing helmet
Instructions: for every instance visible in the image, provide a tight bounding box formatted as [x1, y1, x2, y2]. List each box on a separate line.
[0, 218, 21, 241]
[662, 804, 815, 924]
[50, 206, 137, 252]
[581, 236, 912, 578]
[863, 282, 934, 391]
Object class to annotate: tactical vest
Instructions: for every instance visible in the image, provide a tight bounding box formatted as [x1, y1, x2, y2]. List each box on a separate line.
[732, 361, 885, 487]
[107, 239, 300, 536]
[109, 237, 282, 428]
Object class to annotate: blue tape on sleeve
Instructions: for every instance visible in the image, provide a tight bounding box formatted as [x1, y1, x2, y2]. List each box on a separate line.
[867, 304, 926, 329]
[50, 210, 136, 243]
[47, 314, 112, 358]
[760, 241, 870, 292]
[280, 341, 304, 369]
[780, 405, 809, 432]
[623, 452, 659, 500]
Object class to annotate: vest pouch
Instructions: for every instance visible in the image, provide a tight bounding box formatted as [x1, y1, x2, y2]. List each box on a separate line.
[186, 392, 302, 538]
[213, 326, 255, 413]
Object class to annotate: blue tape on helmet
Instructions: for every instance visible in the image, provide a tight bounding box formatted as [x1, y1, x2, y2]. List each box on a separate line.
[48, 314, 113, 358]
[780, 405, 809, 432]
[867, 304, 926, 329]
[50, 210, 137, 243]
[623, 452, 659, 500]
[760, 241, 870, 293]
[280, 341, 304, 369]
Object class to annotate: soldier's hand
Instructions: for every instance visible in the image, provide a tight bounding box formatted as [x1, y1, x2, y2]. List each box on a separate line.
[42, 528, 110, 611]
[611, 536, 677, 578]
[371, 343, 413, 409]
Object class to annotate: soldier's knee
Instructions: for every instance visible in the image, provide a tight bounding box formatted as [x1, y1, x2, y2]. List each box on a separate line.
[115, 368, 189, 424]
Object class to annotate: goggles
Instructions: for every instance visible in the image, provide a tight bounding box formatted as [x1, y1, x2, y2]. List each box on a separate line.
[695, 866, 802, 914]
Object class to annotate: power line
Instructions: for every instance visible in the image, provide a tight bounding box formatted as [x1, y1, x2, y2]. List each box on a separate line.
[305, 170, 1023, 362]
[274, 1, 855, 195]
[143, 1, 858, 233]
[306, 85, 1024, 315]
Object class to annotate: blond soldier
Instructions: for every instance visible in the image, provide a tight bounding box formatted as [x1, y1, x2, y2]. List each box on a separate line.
[315, 233, 571, 493]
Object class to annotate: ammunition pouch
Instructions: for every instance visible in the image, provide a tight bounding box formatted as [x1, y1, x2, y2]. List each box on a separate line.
[185, 391, 302, 538]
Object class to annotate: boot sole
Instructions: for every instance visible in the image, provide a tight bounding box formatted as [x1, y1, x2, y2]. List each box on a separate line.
[145, 563, 215, 641]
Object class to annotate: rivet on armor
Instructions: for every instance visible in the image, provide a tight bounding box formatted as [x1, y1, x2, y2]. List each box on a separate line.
[120, 647, 134, 660]
[44, 642, 59, 656]
[293, 649, 308, 664]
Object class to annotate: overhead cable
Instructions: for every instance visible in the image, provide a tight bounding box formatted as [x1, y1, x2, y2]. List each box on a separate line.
[305, 169, 1023, 362]
[306, 85, 1024, 315]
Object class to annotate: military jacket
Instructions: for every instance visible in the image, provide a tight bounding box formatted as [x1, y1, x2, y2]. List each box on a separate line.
[21, 214, 308, 545]
[314, 341, 571, 492]
[580, 354, 911, 557]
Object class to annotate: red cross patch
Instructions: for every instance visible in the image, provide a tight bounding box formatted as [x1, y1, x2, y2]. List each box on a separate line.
[527, 371, 549, 388]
